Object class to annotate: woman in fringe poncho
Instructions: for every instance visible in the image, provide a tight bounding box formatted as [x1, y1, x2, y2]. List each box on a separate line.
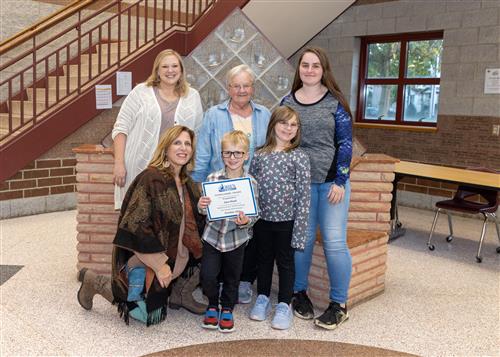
[77, 126, 205, 325]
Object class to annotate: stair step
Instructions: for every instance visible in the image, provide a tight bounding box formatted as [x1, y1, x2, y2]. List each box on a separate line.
[0, 113, 32, 129]
[26, 88, 59, 104]
[64, 64, 108, 77]
[0, 117, 31, 141]
[80, 52, 120, 65]
[98, 41, 137, 55]
[48, 76, 82, 90]
[9, 100, 49, 116]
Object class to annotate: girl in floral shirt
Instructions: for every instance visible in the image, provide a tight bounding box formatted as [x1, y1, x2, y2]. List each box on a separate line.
[248, 106, 311, 330]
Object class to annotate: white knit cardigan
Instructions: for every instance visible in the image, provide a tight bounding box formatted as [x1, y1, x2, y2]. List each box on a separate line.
[111, 83, 203, 209]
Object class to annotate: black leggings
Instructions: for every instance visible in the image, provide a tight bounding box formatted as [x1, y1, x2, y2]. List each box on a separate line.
[253, 219, 295, 304]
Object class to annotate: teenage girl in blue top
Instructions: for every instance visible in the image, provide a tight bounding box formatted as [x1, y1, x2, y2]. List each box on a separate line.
[281, 46, 353, 330]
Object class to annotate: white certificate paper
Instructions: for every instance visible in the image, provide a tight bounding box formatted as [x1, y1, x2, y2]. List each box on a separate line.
[202, 177, 257, 221]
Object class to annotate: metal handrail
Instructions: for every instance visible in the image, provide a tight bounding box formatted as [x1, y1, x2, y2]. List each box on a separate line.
[0, 0, 96, 55]
[0, 0, 214, 144]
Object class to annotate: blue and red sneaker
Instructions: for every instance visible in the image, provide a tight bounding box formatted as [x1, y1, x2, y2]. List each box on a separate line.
[202, 306, 219, 329]
[218, 308, 235, 333]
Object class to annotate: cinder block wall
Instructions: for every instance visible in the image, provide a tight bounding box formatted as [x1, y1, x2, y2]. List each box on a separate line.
[291, 0, 500, 210]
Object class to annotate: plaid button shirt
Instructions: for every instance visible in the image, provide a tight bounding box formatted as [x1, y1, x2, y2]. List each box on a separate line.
[199, 169, 259, 252]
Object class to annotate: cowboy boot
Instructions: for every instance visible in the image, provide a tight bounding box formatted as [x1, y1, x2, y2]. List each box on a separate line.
[169, 267, 207, 315]
[77, 268, 113, 310]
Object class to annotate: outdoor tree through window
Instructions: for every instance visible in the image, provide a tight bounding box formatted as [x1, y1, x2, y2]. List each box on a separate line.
[357, 32, 443, 127]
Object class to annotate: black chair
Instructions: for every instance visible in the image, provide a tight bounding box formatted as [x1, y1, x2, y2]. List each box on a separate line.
[427, 185, 500, 263]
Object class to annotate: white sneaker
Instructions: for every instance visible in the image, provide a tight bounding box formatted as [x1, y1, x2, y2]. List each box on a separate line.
[238, 281, 252, 304]
[249, 294, 271, 321]
[271, 302, 293, 330]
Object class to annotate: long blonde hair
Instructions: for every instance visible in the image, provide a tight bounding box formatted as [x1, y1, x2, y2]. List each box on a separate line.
[292, 46, 353, 118]
[148, 126, 195, 183]
[258, 106, 301, 153]
[145, 49, 189, 97]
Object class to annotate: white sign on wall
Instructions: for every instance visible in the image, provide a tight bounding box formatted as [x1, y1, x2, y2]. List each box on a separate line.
[116, 71, 132, 95]
[484, 68, 500, 94]
[95, 84, 113, 109]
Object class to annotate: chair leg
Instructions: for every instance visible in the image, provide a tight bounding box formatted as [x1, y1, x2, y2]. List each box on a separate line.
[427, 208, 441, 251]
[445, 212, 454, 242]
[476, 214, 488, 263]
[491, 213, 500, 254]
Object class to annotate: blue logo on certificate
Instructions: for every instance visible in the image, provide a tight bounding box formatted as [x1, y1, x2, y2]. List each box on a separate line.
[218, 183, 237, 192]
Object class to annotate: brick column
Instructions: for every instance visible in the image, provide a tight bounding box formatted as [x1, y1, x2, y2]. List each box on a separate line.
[73, 144, 118, 275]
[348, 154, 397, 232]
[297, 154, 398, 309]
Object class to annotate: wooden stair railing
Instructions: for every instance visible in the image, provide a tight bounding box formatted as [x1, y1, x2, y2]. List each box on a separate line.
[0, 0, 249, 183]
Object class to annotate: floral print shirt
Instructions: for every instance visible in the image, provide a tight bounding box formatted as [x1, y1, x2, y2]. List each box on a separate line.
[249, 149, 311, 250]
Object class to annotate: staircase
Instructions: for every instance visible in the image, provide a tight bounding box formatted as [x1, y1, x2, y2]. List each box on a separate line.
[0, 0, 248, 183]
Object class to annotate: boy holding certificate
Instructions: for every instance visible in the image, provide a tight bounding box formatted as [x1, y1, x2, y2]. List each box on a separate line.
[197, 130, 259, 333]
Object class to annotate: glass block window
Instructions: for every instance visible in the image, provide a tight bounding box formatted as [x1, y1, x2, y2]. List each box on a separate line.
[184, 8, 294, 111]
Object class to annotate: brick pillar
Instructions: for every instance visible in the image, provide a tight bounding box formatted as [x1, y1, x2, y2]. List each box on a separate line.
[302, 154, 398, 309]
[73, 144, 118, 275]
[348, 154, 397, 232]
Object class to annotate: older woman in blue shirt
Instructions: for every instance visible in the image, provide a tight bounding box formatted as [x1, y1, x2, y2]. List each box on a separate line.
[192, 64, 271, 304]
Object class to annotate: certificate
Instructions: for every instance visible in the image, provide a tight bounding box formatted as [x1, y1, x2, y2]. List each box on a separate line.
[202, 177, 258, 221]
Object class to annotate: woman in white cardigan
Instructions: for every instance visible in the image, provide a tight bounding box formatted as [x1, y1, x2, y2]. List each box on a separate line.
[112, 49, 203, 210]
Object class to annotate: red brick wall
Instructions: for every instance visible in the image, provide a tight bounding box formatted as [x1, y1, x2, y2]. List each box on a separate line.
[0, 158, 76, 201]
[354, 115, 500, 171]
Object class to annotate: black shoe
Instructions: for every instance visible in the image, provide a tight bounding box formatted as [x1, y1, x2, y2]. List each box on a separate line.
[314, 301, 349, 330]
[291, 290, 314, 320]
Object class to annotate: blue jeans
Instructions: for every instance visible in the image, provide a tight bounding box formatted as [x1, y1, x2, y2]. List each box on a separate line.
[294, 181, 352, 303]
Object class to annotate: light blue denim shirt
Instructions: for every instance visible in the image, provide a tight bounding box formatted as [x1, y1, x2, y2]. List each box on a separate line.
[191, 100, 271, 183]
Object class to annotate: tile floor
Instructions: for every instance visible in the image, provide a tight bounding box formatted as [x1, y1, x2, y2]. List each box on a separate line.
[1, 206, 499, 356]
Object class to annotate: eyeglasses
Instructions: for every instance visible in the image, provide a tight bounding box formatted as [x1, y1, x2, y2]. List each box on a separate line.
[277, 120, 299, 129]
[229, 84, 253, 91]
[221, 151, 245, 159]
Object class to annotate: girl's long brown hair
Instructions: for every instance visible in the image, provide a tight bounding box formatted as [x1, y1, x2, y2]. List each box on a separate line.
[258, 106, 301, 154]
[291, 46, 353, 118]
[148, 126, 195, 183]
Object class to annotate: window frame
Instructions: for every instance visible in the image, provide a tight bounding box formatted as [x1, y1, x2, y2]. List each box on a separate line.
[356, 31, 444, 128]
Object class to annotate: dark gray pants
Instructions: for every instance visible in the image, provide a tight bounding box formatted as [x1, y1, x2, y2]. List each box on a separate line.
[201, 241, 246, 309]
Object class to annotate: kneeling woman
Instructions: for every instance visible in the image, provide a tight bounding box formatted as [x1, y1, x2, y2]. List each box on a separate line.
[77, 126, 205, 325]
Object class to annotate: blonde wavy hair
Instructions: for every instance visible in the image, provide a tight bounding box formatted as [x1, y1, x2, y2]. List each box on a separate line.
[145, 49, 189, 97]
[148, 126, 195, 183]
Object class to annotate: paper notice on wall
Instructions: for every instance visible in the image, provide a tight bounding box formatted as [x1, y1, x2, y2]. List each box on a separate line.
[116, 71, 132, 95]
[484, 68, 500, 94]
[95, 84, 113, 109]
